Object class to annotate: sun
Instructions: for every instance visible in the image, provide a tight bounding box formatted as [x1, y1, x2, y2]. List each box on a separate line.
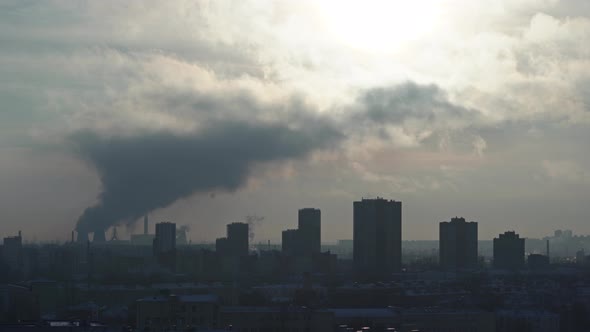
[316, 0, 442, 53]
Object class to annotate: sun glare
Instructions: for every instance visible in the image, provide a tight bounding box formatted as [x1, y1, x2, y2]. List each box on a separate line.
[317, 0, 442, 52]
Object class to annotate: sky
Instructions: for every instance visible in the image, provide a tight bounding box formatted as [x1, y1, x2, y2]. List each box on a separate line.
[1, 0, 589, 243]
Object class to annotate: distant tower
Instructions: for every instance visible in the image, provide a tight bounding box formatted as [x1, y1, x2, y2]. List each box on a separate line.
[282, 229, 300, 256]
[2, 233, 23, 271]
[154, 222, 176, 254]
[227, 222, 249, 257]
[353, 198, 402, 275]
[144, 215, 149, 235]
[439, 217, 478, 270]
[493, 231, 525, 270]
[298, 208, 321, 255]
[153, 222, 176, 271]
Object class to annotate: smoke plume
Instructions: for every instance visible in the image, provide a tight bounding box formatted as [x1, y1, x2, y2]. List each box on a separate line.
[72, 120, 341, 233]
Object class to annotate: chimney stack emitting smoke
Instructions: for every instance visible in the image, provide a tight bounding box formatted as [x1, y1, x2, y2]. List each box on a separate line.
[144, 215, 148, 235]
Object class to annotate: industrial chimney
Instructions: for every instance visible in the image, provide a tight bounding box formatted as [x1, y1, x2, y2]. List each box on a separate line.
[144, 215, 149, 235]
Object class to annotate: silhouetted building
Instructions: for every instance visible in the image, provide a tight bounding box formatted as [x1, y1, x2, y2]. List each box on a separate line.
[493, 231, 525, 270]
[439, 217, 478, 270]
[282, 229, 300, 256]
[216, 237, 230, 255]
[227, 222, 249, 257]
[217, 222, 249, 257]
[153, 222, 176, 271]
[2, 232, 23, 272]
[298, 208, 321, 255]
[154, 222, 176, 254]
[353, 198, 402, 275]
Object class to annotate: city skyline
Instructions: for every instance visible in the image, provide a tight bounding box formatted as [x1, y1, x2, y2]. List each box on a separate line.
[1, 1, 590, 243]
[2, 1, 590, 330]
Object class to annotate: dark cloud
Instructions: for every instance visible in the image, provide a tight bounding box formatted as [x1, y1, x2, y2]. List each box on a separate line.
[72, 120, 342, 233]
[358, 82, 480, 125]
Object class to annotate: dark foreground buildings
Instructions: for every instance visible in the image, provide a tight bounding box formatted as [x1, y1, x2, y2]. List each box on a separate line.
[353, 198, 402, 276]
[439, 217, 478, 270]
[493, 231, 525, 270]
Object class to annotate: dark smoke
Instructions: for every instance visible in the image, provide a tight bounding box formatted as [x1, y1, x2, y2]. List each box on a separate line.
[72, 120, 341, 233]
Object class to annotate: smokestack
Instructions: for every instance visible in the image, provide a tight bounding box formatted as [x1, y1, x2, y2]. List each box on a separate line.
[93, 230, 106, 243]
[18, 230, 21, 238]
[144, 215, 148, 235]
[546, 239, 550, 258]
[71, 231, 75, 243]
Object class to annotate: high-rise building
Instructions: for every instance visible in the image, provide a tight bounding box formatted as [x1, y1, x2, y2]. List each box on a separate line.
[2, 233, 23, 271]
[298, 208, 321, 255]
[493, 231, 525, 270]
[216, 237, 230, 256]
[227, 222, 249, 257]
[353, 198, 402, 275]
[439, 217, 478, 270]
[154, 222, 176, 254]
[217, 222, 249, 257]
[282, 229, 300, 256]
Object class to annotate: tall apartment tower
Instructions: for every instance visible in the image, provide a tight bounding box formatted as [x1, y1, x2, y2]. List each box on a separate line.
[353, 198, 402, 275]
[298, 208, 321, 255]
[227, 222, 249, 257]
[282, 229, 300, 256]
[493, 231, 525, 270]
[154, 222, 176, 254]
[439, 217, 478, 270]
[2, 233, 23, 271]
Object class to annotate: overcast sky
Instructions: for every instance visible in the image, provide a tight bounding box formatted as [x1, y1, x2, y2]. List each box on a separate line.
[1, 0, 589, 243]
